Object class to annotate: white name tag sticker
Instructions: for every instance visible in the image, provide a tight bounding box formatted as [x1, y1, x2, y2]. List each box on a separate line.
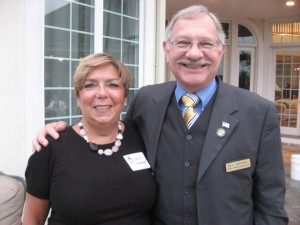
[123, 152, 151, 171]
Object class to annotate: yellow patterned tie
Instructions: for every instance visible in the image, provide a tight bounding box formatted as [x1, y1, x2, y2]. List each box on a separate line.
[181, 93, 200, 129]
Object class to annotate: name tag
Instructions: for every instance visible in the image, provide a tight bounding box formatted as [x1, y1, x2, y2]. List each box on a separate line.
[225, 159, 251, 172]
[123, 152, 151, 171]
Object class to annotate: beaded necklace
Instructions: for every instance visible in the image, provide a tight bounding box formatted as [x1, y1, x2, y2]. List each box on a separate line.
[78, 121, 123, 156]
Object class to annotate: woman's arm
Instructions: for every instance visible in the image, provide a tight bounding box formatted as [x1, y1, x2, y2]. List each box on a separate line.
[22, 193, 50, 225]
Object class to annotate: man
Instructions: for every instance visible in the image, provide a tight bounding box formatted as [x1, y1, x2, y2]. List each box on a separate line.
[33, 5, 288, 225]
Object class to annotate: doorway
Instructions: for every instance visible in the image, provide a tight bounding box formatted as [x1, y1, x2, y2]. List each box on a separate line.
[273, 49, 300, 136]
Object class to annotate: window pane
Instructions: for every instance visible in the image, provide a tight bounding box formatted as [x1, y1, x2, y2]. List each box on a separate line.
[123, 17, 139, 41]
[71, 60, 80, 87]
[45, 28, 70, 58]
[221, 23, 229, 42]
[239, 50, 251, 90]
[71, 91, 81, 115]
[71, 32, 94, 58]
[123, 0, 139, 17]
[272, 23, 300, 44]
[122, 41, 138, 64]
[104, 0, 121, 13]
[72, 4, 94, 32]
[45, 90, 69, 118]
[45, 59, 69, 87]
[46, 118, 70, 124]
[127, 66, 139, 88]
[238, 25, 255, 44]
[71, 117, 82, 126]
[103, 38, 121, 60]
[74, 0, 94, 5]
[103, 12, 121, 38]
[45, 0, 70, 28]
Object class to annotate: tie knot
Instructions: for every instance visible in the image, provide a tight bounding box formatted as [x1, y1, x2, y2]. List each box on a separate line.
[181, 93, 199, 107]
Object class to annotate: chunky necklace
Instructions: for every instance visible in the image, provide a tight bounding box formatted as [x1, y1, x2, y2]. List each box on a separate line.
[78, 121, 123, 156]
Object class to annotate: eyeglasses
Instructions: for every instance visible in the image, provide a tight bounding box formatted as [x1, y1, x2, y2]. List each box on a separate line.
[169, 38, 220, 52]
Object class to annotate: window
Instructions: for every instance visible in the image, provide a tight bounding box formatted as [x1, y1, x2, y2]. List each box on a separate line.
[238, 25, 255, 44]
[237, 25, 255, 91]
[272, 22, 300, 43]
[238, 50, 252, 90]
[222, 23, 230, 42]
[44, 0, 141, 124]
[44, 0, 95, 125]
[275, 51, 300, 128]
[103, 0, 140, 117]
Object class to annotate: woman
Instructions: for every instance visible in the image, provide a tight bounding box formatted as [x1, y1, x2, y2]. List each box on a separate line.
[23, 53, 156, 225]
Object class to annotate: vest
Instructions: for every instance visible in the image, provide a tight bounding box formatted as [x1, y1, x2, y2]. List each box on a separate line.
[152, 93, 216, 225]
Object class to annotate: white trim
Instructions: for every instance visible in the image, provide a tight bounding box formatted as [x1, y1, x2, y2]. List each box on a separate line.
[141, 0, 157, 86]
[24, 0, 45, 158]
[229, 20, 239, 87]
[222, 46, 230, 83]
[155, 0, 166, 84]
[282, 137, 300, 146]
[95, 0, 103, 53]
[139, 0, 145, 86]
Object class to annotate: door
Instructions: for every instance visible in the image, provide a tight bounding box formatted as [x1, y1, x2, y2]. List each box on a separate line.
[273, 49, 300, 136]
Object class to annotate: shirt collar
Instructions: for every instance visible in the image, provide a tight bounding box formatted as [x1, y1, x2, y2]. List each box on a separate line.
[175, 79, 218, 108]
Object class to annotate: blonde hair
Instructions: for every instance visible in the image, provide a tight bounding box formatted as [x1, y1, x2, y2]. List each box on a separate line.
[73, 53, 131, 97]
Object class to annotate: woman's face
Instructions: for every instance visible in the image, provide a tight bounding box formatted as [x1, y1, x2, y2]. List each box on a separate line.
[77, 64, 126, 126]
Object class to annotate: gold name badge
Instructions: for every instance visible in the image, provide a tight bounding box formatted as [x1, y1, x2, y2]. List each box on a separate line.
[225, 159, 251, 172]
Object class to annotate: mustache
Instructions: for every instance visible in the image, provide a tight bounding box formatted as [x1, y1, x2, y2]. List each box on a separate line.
[176, 59, 212, 65]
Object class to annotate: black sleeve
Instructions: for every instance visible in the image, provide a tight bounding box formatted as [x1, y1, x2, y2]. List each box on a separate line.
[25, 138, 54, 199]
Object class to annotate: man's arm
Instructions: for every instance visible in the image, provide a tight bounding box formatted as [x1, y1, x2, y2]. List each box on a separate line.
[253, 103, 288, 224]
[32, 121, 67, 152]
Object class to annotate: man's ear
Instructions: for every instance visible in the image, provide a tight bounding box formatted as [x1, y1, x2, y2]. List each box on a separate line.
[220, 43, 226, 55]
[163, 41, 169, 63]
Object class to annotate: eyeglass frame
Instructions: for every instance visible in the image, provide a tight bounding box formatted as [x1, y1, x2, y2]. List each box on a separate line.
[168, 38, 222, 52]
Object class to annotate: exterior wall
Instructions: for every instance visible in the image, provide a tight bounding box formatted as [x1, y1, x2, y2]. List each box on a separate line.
[0, 0, 27, 176]
[0, 0, 44, 177]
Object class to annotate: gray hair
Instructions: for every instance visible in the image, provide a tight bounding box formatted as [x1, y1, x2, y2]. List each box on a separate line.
[165, 5, 226, 45]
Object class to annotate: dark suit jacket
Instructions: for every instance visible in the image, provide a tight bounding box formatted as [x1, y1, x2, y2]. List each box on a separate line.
[125, 78, 288, 225]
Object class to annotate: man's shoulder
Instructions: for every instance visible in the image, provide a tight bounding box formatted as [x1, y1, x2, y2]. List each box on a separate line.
[137, 81, 176, 97]
[222, 81, 270, 100]
[138, 81, 176, 94]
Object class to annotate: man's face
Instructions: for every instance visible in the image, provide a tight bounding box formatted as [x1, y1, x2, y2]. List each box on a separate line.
[163, 15, 226, 93]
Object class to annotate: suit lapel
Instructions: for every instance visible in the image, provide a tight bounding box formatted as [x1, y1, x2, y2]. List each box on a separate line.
[146, 82, 176, 169]
[197, 80, 239, 182]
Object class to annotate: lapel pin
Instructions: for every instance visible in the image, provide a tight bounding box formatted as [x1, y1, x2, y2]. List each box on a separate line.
[222, 121, 230, 128]
[216, 128, 226, 137]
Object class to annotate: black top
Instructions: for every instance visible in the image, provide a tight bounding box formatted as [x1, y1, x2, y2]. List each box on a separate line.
[25, 122, 156, 225]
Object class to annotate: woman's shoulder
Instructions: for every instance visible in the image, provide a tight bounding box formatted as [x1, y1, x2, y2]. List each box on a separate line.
[46, 126, 76, 143]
